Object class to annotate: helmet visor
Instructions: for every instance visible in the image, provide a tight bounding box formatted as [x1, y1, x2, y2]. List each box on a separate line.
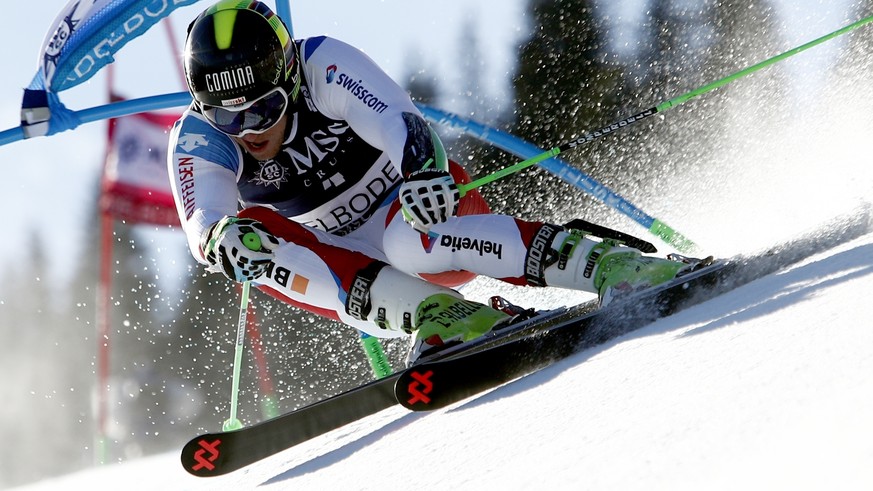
[201, 87, 288, 137]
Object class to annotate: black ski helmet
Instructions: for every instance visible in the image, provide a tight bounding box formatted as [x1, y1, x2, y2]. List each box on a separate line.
[184, 1, 299, 108]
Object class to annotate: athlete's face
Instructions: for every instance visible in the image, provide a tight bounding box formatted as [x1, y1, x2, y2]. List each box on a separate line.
[232, 112, 287, 161]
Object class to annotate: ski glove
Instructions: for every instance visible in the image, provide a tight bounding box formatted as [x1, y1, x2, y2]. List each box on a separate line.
[399, 168, 460, 234]
[200, 216, 280, 282]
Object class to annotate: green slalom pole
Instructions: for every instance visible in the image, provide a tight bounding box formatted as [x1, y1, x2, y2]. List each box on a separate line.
[458, 13, 873, 244]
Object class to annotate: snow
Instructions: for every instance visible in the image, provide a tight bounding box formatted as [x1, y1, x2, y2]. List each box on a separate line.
[14, 227, 873, 490]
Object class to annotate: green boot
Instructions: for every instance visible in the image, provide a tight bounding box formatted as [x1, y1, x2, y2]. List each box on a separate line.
[407, 293, 510, 365]
[536, 227, 689, 305]
[595, 252, 686, 306]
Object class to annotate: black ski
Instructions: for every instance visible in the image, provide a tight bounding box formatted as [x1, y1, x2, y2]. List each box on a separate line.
[180, 205, 870, 475]
[178, 304, 577, 477]
[394, 206, 873, 411]
[394, 260, 731, 411]
[180, 374, 399, 477]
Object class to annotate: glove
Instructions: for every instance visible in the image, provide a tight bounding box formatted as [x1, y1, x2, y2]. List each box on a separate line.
[200, 216, 280, 282]
[398, 168, 460, 234]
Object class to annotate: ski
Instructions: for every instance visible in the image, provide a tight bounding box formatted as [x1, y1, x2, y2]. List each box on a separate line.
[178, 300, 585, 477]
[394, 260, 729, 411]
[394, 207, 873, 411]
[180, 374, 398, 477]
[181, 205, 870, 476]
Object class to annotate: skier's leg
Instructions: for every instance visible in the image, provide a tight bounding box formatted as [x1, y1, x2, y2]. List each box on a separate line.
[239, 207, 509, 354]
[384, 211, 688, 306]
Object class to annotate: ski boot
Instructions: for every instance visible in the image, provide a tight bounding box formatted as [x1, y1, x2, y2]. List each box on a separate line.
[598, 252, 715, 306]
[406, 293, 512, 366]
[347, 265, 512, 366]
[595, 252, 689, 306]
[529, 225, 698, 307]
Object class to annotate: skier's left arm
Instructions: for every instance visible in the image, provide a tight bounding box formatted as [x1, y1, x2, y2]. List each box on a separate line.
[301, 36, 458, 234]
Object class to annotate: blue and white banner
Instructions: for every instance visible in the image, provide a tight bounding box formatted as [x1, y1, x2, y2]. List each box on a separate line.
[40, 0, 199, 92]
[20, 0, 199, 138]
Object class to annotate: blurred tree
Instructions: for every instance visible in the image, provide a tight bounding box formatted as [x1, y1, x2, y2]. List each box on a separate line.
[507, 0, 631, 223]
[440, 16, 516, 208]
[0, 231, 91, 486]
[829, 0, 873, 100]
[403, 61, 439, 106]
[0, 181, 96, 487]
[513, 0, 625, 147]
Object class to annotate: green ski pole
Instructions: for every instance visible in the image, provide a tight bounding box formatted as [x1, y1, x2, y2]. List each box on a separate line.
[218, 229, 265, 431]
[223, 279, 251, 431]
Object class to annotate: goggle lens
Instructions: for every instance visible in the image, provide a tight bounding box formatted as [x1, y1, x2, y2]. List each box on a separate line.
[202, 87, 288, 137]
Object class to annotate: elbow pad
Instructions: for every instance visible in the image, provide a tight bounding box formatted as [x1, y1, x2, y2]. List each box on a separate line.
[400, 112, 447, 176]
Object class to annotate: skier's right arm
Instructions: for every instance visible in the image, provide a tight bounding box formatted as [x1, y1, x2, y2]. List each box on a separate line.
[167, 109, 246, 265]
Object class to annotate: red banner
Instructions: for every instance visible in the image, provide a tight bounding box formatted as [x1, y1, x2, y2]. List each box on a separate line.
[101, 104, 181, 226]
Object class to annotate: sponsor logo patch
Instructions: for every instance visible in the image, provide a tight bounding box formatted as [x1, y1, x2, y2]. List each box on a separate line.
[325, 64, 337, 83]
[249, 160, 290, 189]
[525, 224, 562, 286]
[344, 263, 385, 321]
[333, 70, 388, 113]
[436, 235, 504, 260]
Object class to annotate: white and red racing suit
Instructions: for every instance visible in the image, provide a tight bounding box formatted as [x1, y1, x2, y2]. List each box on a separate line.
[168, 36, 554, 337]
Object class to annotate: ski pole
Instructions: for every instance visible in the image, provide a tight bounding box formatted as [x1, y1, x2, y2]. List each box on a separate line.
[360, 332, 393, 378]
[456, 13, 873, 243]
[221, 227, 279, 430]
[223, 279, 251, 431]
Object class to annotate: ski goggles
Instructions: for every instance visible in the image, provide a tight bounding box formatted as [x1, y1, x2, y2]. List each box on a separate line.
[201, 87, 289, 137]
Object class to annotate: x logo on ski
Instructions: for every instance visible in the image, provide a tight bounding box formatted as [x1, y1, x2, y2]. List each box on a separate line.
[191, 438, 222, 472]
[405, 370, 434, 406]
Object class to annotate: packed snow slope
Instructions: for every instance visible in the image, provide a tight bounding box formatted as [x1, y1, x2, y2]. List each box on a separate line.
[16, 220, 873, 490]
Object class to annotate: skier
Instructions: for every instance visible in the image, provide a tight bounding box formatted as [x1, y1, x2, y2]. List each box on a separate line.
[168, 0, 693, 364]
